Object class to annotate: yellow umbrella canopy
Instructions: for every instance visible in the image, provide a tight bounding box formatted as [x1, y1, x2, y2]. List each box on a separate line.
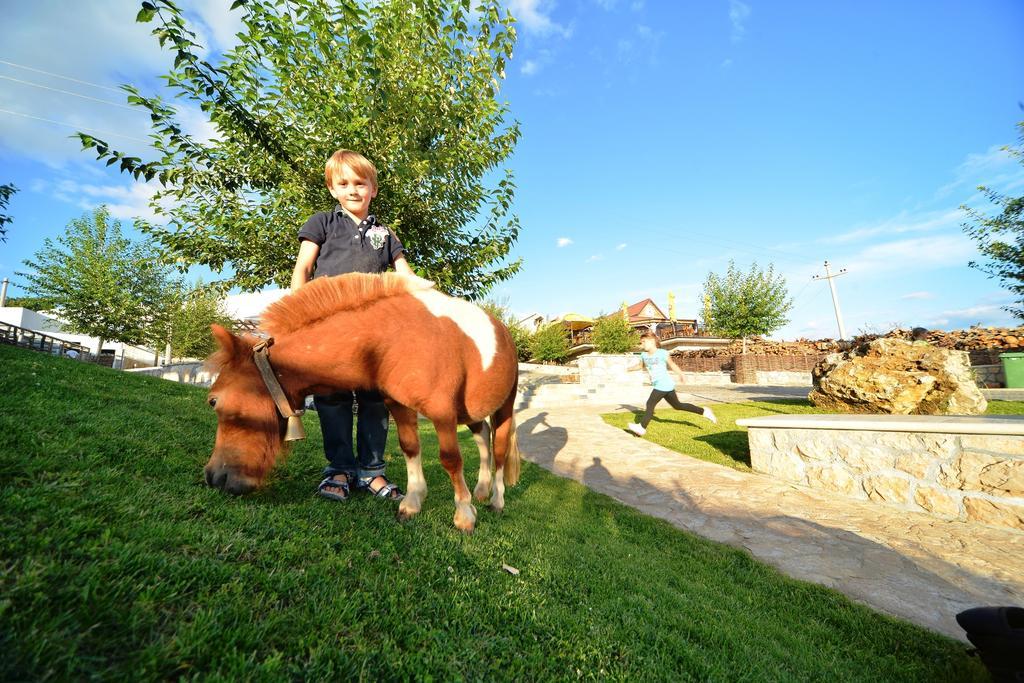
[559, 313, 595, 331]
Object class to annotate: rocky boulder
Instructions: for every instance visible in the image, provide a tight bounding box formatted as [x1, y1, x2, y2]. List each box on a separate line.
[808, 338, 987, 415]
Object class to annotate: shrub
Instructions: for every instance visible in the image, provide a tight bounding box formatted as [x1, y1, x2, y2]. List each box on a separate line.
[508, 324, 534, 362]
[592, 315, 639, 354]
[529, 323, 570, 363]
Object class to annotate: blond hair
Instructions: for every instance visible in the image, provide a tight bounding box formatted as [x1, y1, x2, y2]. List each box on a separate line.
[325, 149, 378, 189]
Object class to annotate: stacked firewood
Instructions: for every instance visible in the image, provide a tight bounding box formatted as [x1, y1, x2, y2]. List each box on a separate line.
[673, 326, 1024, 359]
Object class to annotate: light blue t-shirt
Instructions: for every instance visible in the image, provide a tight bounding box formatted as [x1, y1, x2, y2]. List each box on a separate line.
[640, 349, 675, 391]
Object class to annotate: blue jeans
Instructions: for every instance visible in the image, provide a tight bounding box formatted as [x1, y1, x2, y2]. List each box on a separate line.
[313, 389, 389, 481]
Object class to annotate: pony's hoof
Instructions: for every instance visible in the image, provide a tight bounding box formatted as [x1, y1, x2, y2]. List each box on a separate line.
[489, 501, 504, 514]
[397, 492, 424, 521]
[454, 503, 476, 533]
[473, 480, 491, 502]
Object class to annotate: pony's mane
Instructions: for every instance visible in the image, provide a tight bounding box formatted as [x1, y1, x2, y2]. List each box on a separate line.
[261, 272, 419, 337]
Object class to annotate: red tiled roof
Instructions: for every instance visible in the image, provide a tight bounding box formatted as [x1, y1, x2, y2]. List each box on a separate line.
[626, 298, 667, 321]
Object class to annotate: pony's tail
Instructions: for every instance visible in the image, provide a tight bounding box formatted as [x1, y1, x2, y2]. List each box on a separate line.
[503, 415, 521, 486]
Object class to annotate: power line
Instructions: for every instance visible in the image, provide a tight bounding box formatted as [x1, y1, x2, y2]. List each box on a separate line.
[0, 75, 136, 110]
[0, 59, 127, 94]
[0, 108, 152, 144]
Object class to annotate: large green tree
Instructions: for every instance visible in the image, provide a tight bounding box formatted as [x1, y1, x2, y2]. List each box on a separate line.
[18, 207, 180, 352]
[78, 0, 521, 298]
[0, 183, 16, 243]
[962, 122, 1024, 319]
[701, 260, 792, 352]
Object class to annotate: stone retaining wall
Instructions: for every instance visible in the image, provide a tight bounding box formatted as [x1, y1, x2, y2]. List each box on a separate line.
[742, 417, 1024, 532]
[128, 362, 215, 386]
[973, 363, 1005, 388]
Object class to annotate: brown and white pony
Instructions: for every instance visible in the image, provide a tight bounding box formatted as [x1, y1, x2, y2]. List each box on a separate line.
[203, 272, 521, 532]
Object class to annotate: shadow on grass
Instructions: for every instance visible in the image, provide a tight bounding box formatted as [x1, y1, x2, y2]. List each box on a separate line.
[693, 431, 751, 468]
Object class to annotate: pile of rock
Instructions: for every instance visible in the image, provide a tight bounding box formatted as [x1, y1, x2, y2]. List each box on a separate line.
[857, 326, 1024, 351]
[808, 338, 988, 415]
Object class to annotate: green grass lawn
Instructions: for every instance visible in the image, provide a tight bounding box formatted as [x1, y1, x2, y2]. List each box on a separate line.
[0, 345, 986, 681]
[603, 398, 1024, 472]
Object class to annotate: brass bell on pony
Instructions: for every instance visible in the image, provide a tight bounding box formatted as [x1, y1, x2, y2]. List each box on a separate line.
[285, 413, 306, 441]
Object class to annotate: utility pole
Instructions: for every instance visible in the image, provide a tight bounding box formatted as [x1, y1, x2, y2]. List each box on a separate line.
[812, 260, 848, 340]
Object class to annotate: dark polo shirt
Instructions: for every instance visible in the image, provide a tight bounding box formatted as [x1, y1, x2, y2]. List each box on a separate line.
[298, 206, 405, 278]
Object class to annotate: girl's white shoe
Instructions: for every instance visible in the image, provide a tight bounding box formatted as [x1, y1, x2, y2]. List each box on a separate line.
[627, 422, 646, 437]
[703, 407, 718, 424]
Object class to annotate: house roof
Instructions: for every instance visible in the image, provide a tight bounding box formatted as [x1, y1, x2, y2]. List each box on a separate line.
[626, 298, 667, 322]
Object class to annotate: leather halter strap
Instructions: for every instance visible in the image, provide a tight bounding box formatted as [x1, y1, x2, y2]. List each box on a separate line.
[251, 338, 306, 441]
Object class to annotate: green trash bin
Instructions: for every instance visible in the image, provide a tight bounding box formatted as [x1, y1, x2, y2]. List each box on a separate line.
[1000, 352, 1024, 388]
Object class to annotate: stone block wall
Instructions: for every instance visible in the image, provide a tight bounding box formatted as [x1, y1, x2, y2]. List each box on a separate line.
[128, 362, 216, 386]
[753, 370, 814, 386]
[972, 363, 1005, 388]
[748, 427, 1024, 532]
[576, 354, 646, 387]
[734, 354, 824, 384]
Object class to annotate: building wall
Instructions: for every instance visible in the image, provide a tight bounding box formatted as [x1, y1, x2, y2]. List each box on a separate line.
[0, 306, 158, 368]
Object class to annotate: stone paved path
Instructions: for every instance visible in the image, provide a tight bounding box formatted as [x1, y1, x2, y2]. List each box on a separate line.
[515, 388, 1024, 642]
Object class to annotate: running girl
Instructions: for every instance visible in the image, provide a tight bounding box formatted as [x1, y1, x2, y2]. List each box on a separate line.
[628, 333, 717, 437]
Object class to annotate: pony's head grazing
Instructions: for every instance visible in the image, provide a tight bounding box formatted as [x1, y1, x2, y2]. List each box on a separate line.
[203, 324, 287, 495]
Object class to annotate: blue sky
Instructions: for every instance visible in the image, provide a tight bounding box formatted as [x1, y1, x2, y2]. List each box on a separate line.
[2, 0, 1023, 338]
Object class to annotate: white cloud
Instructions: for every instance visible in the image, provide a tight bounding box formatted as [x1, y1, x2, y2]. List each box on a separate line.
[586, 254, 604, 262]
[506, 0, 573, 37]
[825, 208, 963, 245]
[836, 234, 975, 278]
[936, 144, 1020, 198]
[556, 237, 573, 247]
[616, 243, 627, 250]
[187, 0, 246, 53]
[0, 0, 243, 167]
[923, 303, 1014, 329]
[729, 0, 751, 43]
[48, 178, 163, 224]
[900, 291, 934, 300]
[521, 60, 539, 75]
[721, 58, 733, 68]
[175, 103, 221, 144]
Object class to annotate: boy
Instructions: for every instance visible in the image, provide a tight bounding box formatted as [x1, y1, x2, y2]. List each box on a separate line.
[627, 333, 717, 437]
[291, 149, 425, 502]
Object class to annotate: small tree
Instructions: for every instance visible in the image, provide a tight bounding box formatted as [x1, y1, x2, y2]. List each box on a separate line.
[165, 283, 235, 360]
[18, 206, 179, 352]
[591, 315, 638, 353]
[0, 183, 16, 242]
[702, 260, 792, 353]
[529, 323, 570, 364]
[962, 122, 1024, 319]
